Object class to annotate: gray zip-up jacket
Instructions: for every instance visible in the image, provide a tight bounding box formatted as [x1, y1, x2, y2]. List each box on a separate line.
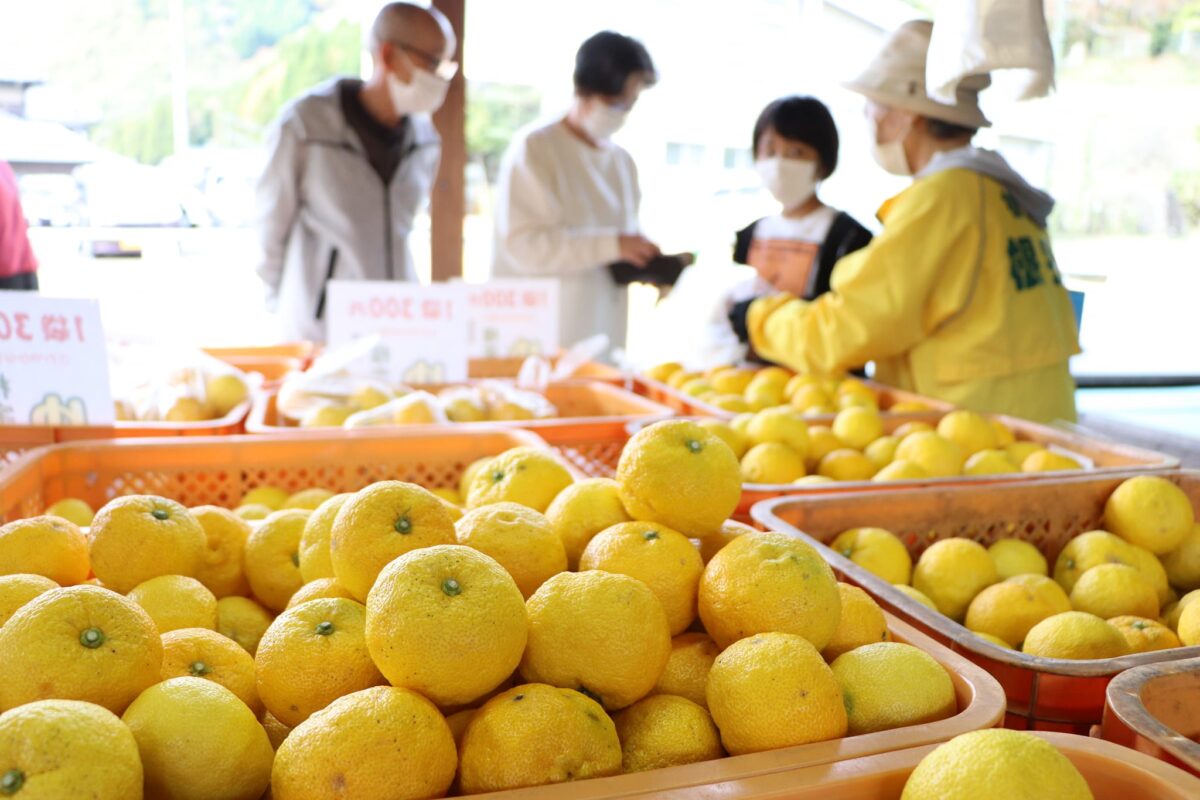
[255, 78, 441, 342]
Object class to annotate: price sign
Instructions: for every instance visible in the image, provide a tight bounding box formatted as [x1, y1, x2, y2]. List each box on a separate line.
[0, 293, 113, 425]
[325, 281, 468, 383]
[466, 279, 560, 358]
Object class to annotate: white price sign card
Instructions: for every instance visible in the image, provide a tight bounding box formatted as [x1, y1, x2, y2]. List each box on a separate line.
[0, 292, 113, 425]
[466, 279, 560, 359]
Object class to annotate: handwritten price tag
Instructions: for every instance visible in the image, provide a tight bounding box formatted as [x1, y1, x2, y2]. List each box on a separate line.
[325, 281, 468, 383]
[0, 292, 113, 425]
[466, 279, 559, 359]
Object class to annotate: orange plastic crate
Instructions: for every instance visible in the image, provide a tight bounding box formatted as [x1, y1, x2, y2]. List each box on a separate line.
[463, 613, 1003, 799]
[0, 427, 550, 522]
[1101, 656, 1200, 776]
[752, 471, 1200, 733]
[468, 355, 624, 382]
[657, 732, 1200, 799]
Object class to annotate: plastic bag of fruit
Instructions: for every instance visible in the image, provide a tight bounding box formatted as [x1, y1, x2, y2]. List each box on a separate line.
[108, 341, 253, 423]
[344, 390, 448, 427]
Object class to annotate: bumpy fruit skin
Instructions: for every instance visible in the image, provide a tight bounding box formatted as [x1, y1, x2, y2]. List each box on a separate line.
[614, 694, 723, 773]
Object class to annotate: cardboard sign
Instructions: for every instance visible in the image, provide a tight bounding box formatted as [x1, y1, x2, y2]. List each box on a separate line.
[325, 281, 469, 383]
[0, 292, 113, 425]
[466, 279, 560, 359]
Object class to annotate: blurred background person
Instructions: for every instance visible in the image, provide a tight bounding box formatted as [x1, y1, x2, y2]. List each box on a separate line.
[0, 160, 39, 290]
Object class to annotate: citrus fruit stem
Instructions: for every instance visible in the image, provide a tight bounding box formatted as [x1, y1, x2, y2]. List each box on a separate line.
[394, 516, 413, 534]
[441, 578, 462, 596]
[315, 621, 334, 636]
[151, 508, 169, 520]
[1, 769, 24, 795]
[189, 660, 210, 676]
[79, 627, 106, 648]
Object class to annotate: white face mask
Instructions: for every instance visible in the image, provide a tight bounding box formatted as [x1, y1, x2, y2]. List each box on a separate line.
[387, 66, 450, 116]
[755, 156, 819, 209]
[580, 102, 629, 142]
[868, 113, 913, 177]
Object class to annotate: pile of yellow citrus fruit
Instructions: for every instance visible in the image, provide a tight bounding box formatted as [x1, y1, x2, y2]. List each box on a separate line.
[114, 371, 251, 424]
[0, 421, 968, 798]
[646, 363, 1083, 485]
[831, 475, 1200, 657]
[291, 382, 556, 429]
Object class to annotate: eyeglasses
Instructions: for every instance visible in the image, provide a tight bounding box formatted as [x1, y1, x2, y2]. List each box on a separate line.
[390, 40, 458, 81]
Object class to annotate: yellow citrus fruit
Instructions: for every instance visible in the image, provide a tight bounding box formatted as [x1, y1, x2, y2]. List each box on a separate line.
[893, 584, 938, 610]
[1070, 563, 1159, 619]
[44, 497, 95, 527]
[189, 505, 252, 598]
[459, 456, 493, 500]
[729, 412, 754, 436]
[901, 728, 1093, 800]
[743, 380, 785, 410]
[0, 574, 58, 628]
[274, 685, 455, 800]
[459, 683, 621, 794]
[520, 571, 671, 711]
[206, 373, 249, 417]
[617, 420, 741, 538]
[244, 508, 309, 611]
[746, 407, 810, 455]
[1178, 600, 1200, 645]
[0, 699, 142, 798]
[260, 710, 290, 750]
[349, 381, 391, 411]
[466, 448, 575, 512]
[964, 449, 1020, 476]
[123, 677, 273, 800]
[445, 395, 487, 421]
[162, 627, 260, 714]
[706, 632, 847, 755]
[128, 574, 219, 633]
[912, 539, 998, 621]
[165, 396, 209, 422]
[890, 400, 933, 412]
[256, 597, 384, 727]
[1004, 440, 1042, 466]
[832, 406, 883, 450]
[864, 435, 900, 468]
[88, 496, 206, 594]
[818, 449, 878, 482]
[831, 527, 913, 584]
[1164, 523, 1200, 592]
[698, 419, 749, 459]
[1022, 449, 1083, 473]
[965, 578, 1069, 647]
[0, 585, 161, 714]
[1122, 544, 1171, 606]
[647, 361, 684, 383]
[795, 475, 836, 486]
[711, 367, 756, 395]
[1165, 588, 1200, 630]
[1007, 573, 1074, 608]
[823, 583, 889, 660]
[741, 442, 806, 483]
[791, 384, 833, 413]
[1105, 475, 1196, 555]
[805, 425, 844, 468]
[366, 545, 527, 708]
[1022, 611, 1129, 659]
[216, 596, 273, 656]
[0, 516, 89, 586]
[1053, 530, 1134, 594]
[285, 577, 355, 608]
[873, 460, 930, 482]
[330, 481, 456, 602]
[991, 418, 1017, 446]
[988, 538, 1048, 579]
[580, 521, 704, 636]
[831, 642, 956, 735]
[296, 492, 353, 583]
[896, 432, 964, 478]
[613, 694, 723, 773]
[431, 486, 462, 506]
[679, 378, 713, 398]
[698, 520, 753, 564]
[651, 633, 720, 709]
[234, 503, 272, 521]
[300, 403, 353, 428]
[894, 421, 935, 440]
[711, 394, 752, 413]
[240, 486, 288, 511]
[544, 478, 632, 570]
[455, 503, 567, 599]
[936, 410, 998, 456]
[1108, 615, 1181, 653]
[784, 372, 821, 399]
[282, 487, 335, 511]
[699, 531, 841, 650]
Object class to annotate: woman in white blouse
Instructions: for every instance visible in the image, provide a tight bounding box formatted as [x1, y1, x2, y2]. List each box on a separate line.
[491, 31, 660, 352]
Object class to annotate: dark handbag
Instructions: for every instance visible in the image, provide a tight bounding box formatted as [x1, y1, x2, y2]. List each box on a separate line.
[608, 253, 694, 287]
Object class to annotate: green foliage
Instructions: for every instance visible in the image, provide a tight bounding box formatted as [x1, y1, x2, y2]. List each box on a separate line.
[226, 0, 316, 58]
[466, 83, 543, 181]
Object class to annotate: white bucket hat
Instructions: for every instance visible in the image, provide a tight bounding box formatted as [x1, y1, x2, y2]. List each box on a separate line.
[844, 19, 993, 129]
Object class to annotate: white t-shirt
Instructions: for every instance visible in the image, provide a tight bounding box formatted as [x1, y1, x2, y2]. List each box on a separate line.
[491, 120, 642, 351]
[729, 205, 837, 304]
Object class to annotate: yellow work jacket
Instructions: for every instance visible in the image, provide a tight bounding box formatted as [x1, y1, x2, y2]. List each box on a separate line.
[748, 168, 1080, 423]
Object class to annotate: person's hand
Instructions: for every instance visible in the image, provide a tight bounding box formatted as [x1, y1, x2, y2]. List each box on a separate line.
[618, 234, 660, 268]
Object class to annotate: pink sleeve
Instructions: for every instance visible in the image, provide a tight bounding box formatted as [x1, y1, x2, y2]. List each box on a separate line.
[0, 162, 37, 278]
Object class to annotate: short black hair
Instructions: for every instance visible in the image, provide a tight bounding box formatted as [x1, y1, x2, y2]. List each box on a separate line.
[752, 96, 839, 178]
[573, 31, 657, 97]
[924, 117, 978, 141]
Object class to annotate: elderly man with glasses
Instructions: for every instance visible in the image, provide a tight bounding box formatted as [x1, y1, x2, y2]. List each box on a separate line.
[256, 2, 457, 342]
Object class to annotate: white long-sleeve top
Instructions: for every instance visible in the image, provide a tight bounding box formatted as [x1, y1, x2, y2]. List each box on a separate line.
[490, 120, 642, 351]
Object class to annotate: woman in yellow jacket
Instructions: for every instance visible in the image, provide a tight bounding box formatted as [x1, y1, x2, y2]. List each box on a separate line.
[741, 21, 1079, 423]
